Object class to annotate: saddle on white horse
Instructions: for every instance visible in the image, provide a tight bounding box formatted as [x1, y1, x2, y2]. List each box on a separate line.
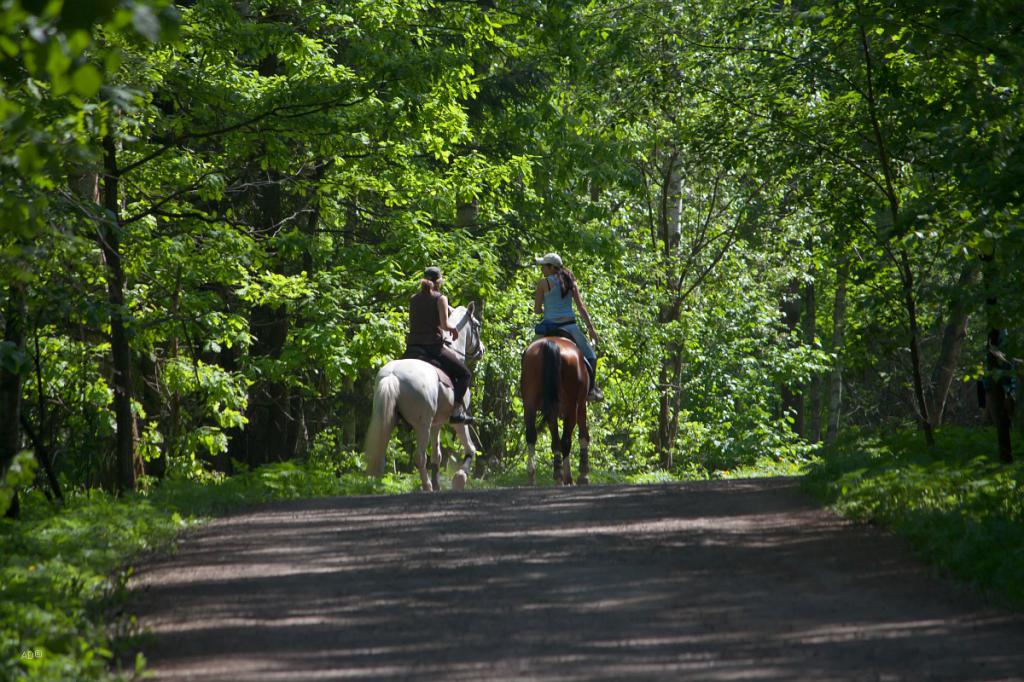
[402, 346, 455, 389]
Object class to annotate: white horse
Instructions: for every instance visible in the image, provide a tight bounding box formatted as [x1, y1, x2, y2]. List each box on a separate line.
[364, 303, 484, 491]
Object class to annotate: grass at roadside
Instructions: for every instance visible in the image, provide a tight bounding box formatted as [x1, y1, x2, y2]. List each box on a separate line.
[0, 459, 417, 681]
[802, 426, 1024, 609]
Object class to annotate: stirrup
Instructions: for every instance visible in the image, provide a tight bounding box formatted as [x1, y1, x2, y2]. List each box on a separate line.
[449, 409, 475, 425]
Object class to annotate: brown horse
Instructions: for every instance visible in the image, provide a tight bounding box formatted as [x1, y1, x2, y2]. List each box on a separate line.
[521, 336, 590, 485]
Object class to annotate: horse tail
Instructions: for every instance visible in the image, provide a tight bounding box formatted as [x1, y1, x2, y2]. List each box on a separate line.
[365, 373, 400, 477]
[541, 339, 561, 419]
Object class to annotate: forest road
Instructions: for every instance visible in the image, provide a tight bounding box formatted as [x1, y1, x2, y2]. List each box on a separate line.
[128, 477, 1024, 681]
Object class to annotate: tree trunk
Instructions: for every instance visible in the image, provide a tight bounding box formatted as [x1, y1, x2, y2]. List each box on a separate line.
[927, 261, 980, 427]
[456, 199, 479, 228]
[981, 254, 1013, 463]
[780, 278, 803, 436]
[237, 81, 294, 465]
[1, 283, 26, 518]
[657, 359, 673, 469]
[101, 129, 139, 492]
[139, 351, 166, 478]
[664, 156, 682, 250]
[657, 345, 683, 469]
[805, 273, 823, 443]
[858, 20, 933, 446]
[24, 330, 63, 502]
[244, 303, 290, 466]
[898, 249, 935, 445]
[825, 261, 848, 448]
[654, 150, 682, 468]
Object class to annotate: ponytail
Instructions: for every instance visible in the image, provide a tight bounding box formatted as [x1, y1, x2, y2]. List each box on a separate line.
[557, 267, 576, 298]
[419, 278, 436, 292]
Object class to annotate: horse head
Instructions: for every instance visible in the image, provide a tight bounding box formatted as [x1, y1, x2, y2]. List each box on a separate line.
[452, 301, 484, 363]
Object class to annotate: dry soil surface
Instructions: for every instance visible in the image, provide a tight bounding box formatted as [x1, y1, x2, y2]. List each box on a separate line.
[128, 478, 1024, 681]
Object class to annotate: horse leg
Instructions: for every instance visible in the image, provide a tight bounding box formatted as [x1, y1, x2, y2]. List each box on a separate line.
[577, 400, 590, 485]
[413, 422, 433, 492]
[451, 423, 475, 491]
[525, 407, 538, 486]
[429, 425, 443, 492]
[549, 415, 564, 485]
[561, 414, 576, 486]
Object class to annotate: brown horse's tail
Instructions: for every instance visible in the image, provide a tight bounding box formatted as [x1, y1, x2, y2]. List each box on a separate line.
[541, 339, 561, 419]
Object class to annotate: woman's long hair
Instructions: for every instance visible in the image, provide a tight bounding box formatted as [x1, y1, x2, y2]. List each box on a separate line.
[554, 267, 576, 298]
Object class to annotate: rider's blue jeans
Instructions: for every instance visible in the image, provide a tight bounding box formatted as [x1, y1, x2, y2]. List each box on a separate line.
[557, 322, 596, 367]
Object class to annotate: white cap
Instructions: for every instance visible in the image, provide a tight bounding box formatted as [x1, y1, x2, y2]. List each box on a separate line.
[534, 252, 563, 267]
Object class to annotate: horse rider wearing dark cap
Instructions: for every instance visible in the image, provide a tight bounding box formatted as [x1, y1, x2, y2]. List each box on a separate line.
[404, 266, 475, 424]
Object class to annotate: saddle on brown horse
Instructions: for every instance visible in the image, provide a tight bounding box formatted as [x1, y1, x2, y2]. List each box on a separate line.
[536, 327, 576, 344]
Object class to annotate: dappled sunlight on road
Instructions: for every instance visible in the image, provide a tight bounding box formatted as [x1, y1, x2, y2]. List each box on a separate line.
[129, 479, 1024, 681]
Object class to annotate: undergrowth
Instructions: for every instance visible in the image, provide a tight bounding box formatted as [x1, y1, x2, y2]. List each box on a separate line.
[802, 426, 1024, 609]
[0, 457, 415, 681]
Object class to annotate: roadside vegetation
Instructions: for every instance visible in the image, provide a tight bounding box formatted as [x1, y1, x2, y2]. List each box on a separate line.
[804, 427, 1024, 609]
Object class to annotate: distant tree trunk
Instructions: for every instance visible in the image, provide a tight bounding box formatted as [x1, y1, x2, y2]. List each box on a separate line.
[283, 166, 327, 460]
[858, 21, 932, 446]
[780, 278, 803, 436]
[805, 272, 823, 443]
[338, 376, 356, 447]
[340, 202, 359, 449]
[243, 170, 291, 466]
[825, 261, 848, 448]
[656, 345, 683, 469]
[655, 151, 683, 469]
[101, 129, 140, 492]
[986, 332, 1014, 464]
[897, 249, 934, 445]
[138, 351, 166, 478]
[1, 283, 26, 518]
[24, 329, 63, 502]
[238, 53, 293, 467]
[167, 266, 182, 466]
[928, 261, 980, 427]
[245, 303, 290, 467]
[456, 199, 479, 227]
[665, 158, 682, 250]
[980, 254, 1013, 463]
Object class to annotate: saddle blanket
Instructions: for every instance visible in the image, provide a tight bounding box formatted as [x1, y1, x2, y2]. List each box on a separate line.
[402, 348, 454, 389]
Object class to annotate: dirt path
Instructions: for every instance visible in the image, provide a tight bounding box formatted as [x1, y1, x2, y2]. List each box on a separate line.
[129, 478, 1024, 681]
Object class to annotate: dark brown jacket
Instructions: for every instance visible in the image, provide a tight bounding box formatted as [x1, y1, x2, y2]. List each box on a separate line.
[406, 287, 444, 346]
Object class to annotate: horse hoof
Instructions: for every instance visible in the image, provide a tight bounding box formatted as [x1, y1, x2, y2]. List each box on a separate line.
[452, 471, 467, 491]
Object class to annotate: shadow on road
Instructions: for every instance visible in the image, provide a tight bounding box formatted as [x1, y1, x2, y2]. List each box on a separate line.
[129, 479, 1024, 681]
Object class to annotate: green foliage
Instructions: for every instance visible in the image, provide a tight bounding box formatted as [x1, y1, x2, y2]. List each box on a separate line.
[0, 451, 37, 516]
[0, 489, 187, 680]
[804, 428, 1024, 608]
[0, 5, 1021, 669]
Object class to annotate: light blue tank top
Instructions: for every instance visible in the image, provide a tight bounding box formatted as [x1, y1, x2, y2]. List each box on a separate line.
[543, 274, 575, 321]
